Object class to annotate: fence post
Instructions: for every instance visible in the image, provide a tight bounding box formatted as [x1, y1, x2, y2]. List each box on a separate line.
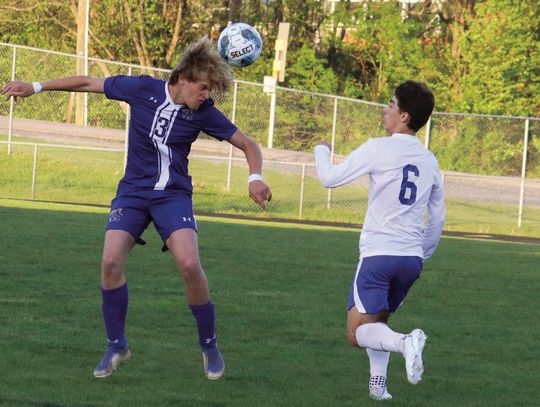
[299, 164, 306, 218]
[227, 81, 238, 191]
[327, 97, 338, 209]
[424, 116, 432, 148]
[268, 91, 276, 149]
[123, 66, 132, 170]
[8, 46, 17, 155]
[83, 0, 90, 126]
[32, 144, 38, 198]
[518, 118, 530, 228]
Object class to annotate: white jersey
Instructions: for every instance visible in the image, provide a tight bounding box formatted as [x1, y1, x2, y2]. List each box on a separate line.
[315, 133, 445, 259]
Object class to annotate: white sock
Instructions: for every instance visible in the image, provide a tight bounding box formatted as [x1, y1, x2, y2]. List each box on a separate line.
[367, 348, 390, 377]
[355, 322, 406, 354]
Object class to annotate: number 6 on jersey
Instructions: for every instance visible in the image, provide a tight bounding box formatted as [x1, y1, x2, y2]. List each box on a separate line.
[399, 164, 419, 205]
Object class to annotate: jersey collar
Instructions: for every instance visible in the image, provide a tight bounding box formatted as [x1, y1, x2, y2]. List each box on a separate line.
[391, 133, 420, 142]
[164, 82, 185, 108]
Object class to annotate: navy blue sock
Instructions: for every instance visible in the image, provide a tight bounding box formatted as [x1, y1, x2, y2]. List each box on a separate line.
[189, 301, 217, 350]
[101, 283, 128, 349]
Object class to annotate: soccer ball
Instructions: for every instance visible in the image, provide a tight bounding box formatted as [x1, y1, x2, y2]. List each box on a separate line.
[217, 23, 262, 68]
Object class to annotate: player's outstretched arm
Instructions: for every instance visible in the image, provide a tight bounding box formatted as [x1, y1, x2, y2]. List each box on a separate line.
[314, 139, 374, 188]
[228, 130, 272, 209]
[2, 76, 106, 99]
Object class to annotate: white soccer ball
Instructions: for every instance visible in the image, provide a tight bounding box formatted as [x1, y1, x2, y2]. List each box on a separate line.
[217, 23, 262, 68]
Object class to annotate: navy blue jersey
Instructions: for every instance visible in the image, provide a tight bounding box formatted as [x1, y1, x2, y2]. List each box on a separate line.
[104, 75, 237, 194]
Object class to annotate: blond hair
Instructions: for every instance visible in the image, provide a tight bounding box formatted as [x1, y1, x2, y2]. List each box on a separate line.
[169, 36, 233, 94]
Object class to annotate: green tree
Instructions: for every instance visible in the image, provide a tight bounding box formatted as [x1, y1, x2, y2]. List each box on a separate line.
[285, 44, 337, 94]
[338, 2, 427, 102]
[1, 0, 538, 119]
[458, 0, 540, 116]
[90, 0, 223, 68]
[0, 1, 77, 52]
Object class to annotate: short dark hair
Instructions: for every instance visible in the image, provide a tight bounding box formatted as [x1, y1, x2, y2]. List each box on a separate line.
[394, 81, 435, 132]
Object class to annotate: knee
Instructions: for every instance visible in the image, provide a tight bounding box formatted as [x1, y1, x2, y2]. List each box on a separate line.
[101, 254, 123, 276]
[177, 258, 203, 282]
[348, 321, 369, 347]
[347, 324, 362, 348]
[101, 255, 126, 288]
[348, 332, 358, 347]
[101, 255, 124, 286]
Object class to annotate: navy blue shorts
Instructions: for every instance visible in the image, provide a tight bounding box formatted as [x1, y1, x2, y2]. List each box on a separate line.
[106, 190, 197, 249]
[347, 255, 423, 314]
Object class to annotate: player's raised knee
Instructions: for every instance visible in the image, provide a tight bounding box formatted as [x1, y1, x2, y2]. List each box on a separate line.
[348, 329, 359, 347]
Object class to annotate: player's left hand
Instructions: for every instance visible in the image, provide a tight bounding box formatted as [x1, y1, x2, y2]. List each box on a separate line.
[249, 180, 272, 209]
[2, 80, 34, 99]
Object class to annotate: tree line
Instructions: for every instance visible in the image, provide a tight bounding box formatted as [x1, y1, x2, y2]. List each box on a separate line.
[0, 0, 538, 117]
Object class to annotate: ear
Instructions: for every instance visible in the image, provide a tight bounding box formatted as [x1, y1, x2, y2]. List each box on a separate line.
[400, 111, 410, 125]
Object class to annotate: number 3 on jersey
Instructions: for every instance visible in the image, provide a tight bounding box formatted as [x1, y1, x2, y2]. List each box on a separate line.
[153, 117, 170, 139]
[399, 164, 419, 205]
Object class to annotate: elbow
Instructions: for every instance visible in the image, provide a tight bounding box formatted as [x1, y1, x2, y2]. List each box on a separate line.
[323, 181, 337, 189]
[438, 214, 446, 229]
[318, 175, 337, 189]
[435, 216, 445, 229]
[428, 220, 445, 233]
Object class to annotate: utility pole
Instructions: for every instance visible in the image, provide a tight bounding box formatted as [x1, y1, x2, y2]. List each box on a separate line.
[264, 22, 290, 149]
[76, 0, 89, 126]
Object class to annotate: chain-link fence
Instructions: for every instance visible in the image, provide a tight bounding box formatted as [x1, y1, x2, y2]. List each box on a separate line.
[1, 42, 539, 238]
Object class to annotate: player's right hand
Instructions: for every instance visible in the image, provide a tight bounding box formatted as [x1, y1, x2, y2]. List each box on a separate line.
[2, 81, 35, 99]
[316, 140, 331, 149]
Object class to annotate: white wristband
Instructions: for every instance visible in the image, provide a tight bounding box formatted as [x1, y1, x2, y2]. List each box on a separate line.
[248, 173, 263, 183]
[32, 82, 42, 94]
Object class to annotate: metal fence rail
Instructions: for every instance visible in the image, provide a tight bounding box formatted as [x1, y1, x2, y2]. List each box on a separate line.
[1, 42, 539, 237]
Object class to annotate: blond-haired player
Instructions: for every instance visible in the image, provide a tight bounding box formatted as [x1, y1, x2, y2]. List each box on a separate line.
[3, 37, 272, 380]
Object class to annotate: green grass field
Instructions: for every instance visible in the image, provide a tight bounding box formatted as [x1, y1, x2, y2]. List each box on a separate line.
[1, 199, 539, 407]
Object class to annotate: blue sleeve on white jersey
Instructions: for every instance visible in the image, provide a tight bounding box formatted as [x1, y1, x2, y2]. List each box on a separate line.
[104, 75, 149, 103]
[199, 104, 238, 141]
